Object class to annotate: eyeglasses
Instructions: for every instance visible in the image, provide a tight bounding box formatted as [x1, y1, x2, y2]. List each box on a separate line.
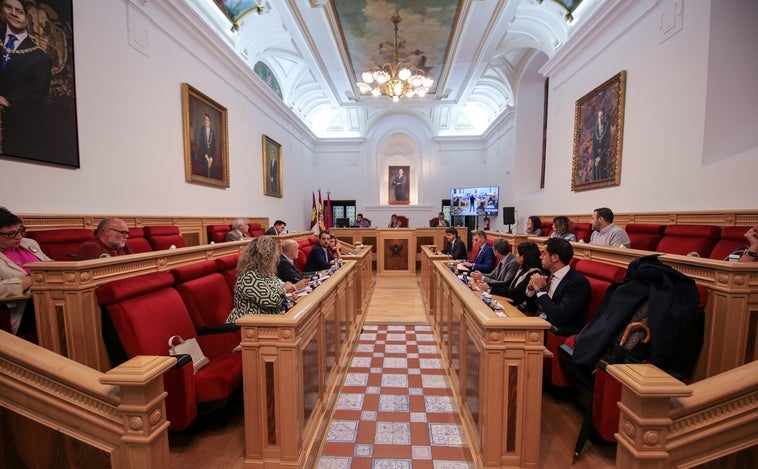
[107, 228, 130, 237]
[0, 226, 26, 238]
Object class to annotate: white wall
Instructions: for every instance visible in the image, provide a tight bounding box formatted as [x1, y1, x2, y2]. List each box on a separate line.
[1, 1, 754, 229]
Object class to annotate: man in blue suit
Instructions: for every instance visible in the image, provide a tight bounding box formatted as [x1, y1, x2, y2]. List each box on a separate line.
[461, 230, 495, 274]
[528, 237, 590, 330]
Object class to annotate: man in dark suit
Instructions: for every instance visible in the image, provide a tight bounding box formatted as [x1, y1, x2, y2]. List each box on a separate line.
[198, 113, 217, 178]
[277, 239, 321, 284]
[528, 237, 590, 330]
[303, 231, 334, 272]
[461, 230, 495, 274]
[430, 212, 449, 227]
[0, 0, 52, 158]
[441, 227, 467, 260]
[471, 238, 518, 287]
[264, 220, 286, 236]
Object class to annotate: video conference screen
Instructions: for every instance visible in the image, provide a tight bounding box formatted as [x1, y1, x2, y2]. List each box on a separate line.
[450, 186, 499, 216]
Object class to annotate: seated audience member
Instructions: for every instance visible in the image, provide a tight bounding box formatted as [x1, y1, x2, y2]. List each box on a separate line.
[303, 231, 334, 272]
[440, 227, 467, 260]
[353, 213, 371, 228]
[525, 216, 543, 236]
[76, 218, 133, 259]
[227, 236, 289, 321]
[431, 212, 449, 227]
[478, 242, 544, 311]
[549, 216, 576, 242]
[388, 214, 402, 228]
[527, 238, 590, 329]
[471, 238, 517, 286]
[277, 239, 320, 284]
[329, 235, 342, 259]
[589, 207, 630, 247]
[225, 218, 249, 241]
[0, 207, 52, 335]
[264, 220, 286, 236]
[461, 230, 496, 273]
[731, 225, 758, 262]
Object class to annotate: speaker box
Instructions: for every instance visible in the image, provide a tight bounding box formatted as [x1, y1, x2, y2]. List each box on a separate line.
[503, 207, 516, 225]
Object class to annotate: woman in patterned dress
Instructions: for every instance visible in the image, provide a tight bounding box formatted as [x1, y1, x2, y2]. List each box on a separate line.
[227, 236, 287, 321]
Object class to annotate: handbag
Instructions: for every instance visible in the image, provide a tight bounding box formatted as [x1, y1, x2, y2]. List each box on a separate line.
[168, 335, 209, 372]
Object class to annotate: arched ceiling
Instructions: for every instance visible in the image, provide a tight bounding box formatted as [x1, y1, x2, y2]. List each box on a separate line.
[186, 0, 601, 138]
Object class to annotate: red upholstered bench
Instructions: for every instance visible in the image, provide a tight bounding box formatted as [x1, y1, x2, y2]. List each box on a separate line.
[143, 225, 187, 251]
[207, 224, 232, 244]
[541, 221, 553, 237]
[96, 271, 242, 431]
[125, 227, 152, 254]
[656, 225, 720, 257]
[572, 222, 592, 243]
[215, 254, 239, 290]
[171, 260, 235, 327]
[625, 223, 665, 251]
[710, 226, 749, 260]
[247, 223, 265, 237]
[545, 259, 626, 388]
[26, 228, 94, 261]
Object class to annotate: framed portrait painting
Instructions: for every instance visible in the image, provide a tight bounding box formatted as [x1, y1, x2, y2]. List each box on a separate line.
[182, 83, 229, 188]
[0, 0, 79, 168]
[571, 70, 626, 192]
[262, 135, 282, 197]
[388, 165, 410, 205]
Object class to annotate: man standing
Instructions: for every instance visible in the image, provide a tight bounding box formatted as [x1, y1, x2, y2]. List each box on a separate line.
[471, 238, 518, 287]
[460, 230, 495, 273]
[441, 227, 467, 260]
[225, 218, 249, 241]
[0, 0, 52, 158]
[76, 218, 133, 259]
[391, 167, 408, 202]
[199, 113, 216, 178]
[527, 238, 590, 329]
[264, 220, 286, 235]
[592, 108, 611, 181]
[303, 231, 334, 272]
[589, 207, 630, 248]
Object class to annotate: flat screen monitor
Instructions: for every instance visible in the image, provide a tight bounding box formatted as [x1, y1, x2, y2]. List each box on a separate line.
[335, 218, 351, 228]
[450, 186, 499, 216]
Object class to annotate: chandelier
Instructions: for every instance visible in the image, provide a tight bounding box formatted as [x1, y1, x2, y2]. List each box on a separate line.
[356, 7, 434, 102]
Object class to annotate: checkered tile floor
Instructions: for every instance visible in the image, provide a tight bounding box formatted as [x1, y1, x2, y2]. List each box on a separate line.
[317, 324, 475, 468]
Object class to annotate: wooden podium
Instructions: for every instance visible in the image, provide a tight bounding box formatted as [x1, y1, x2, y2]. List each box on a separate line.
[376, 228, 416, 275]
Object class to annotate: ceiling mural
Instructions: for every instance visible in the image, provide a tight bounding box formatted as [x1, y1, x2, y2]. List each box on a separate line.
[333, 0, 459, 94]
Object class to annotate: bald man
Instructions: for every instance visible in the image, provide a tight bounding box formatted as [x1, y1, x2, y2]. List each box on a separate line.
[277, 238, 323, 283]
[76, 218, 133, 259]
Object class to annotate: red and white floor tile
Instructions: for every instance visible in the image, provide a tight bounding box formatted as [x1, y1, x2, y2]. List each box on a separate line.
[317, 324, 475, 468]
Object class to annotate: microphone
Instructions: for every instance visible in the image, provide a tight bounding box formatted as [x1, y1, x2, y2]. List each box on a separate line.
[66, 252, 87, 259]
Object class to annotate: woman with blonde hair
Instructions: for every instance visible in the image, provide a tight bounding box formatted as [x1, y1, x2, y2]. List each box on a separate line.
[550, 216, 577, 242]
[227, 236, 287, 321]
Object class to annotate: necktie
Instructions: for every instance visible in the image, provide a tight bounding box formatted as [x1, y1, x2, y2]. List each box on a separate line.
[2, 34, 17, 70]
[545, 274, 554, 297]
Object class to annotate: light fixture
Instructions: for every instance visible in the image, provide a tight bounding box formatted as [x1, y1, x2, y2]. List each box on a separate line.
[356, 4, 433, 102]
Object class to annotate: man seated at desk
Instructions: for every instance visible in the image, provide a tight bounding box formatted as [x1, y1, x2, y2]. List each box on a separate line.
[460, 230, 495, 274]
[277, 239, 323, 283]
[76, 218, 133, 259]
[440, 227, 467, 260]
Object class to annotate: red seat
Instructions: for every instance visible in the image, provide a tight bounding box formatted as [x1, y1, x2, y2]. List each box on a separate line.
[710, 226, 748, 260]
[295, 237, 318, 272]
[572, 222, 592, 243]
[125, 227, 152, 254]
[625, 223, 665, 251]
[656, 225, 720, 257]
[396, 216, 409, 227]
[171, 260, 235, 327]
[541, 221, 553, 237]
[26, 228, 94, 261]
[143, 225, 187, 251]
[214, 254, 239, 290]
[207, 224, 231, 244]
[247, 223, 265, 237]
[96, 271, 242, 431]
[545, 259, 626, 387]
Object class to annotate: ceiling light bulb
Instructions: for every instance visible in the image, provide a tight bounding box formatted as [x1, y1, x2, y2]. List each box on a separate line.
[361, 72, 374, 84]
[398, 68, 411, 80]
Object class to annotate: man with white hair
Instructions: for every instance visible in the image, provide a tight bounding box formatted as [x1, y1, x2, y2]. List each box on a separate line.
[225, 218, 249, 241]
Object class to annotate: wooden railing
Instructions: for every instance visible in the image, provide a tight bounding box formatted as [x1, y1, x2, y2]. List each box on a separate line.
[0, 330, 174, 467]
[341, 243, 374, 316]
[235, 260, 367, 468]
[486, 234, 758, 381]
[608, 361, 758, 468]
[534, 209, 758, 228]
[18, 213, 270, 246]
[422, 247, 550, 468]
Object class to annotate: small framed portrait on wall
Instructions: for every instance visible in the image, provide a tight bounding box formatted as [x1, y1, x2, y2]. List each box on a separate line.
[263, 135, 282, 197]
[182, 83, 230, 188]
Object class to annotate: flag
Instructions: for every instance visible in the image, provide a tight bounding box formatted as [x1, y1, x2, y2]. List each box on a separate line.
[317, 190, 326, 231]
[310, 191, 317, 232]
[326, 191, 333, 229]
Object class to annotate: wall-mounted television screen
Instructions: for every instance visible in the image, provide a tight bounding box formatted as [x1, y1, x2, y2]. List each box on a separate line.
[450, 186, 499, 216]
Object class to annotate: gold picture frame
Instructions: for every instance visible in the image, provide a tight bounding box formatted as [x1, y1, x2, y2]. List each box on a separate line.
[263, 135, 283, 197]
[182, 83, 229, 188]
[571, 71, 626, 192]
